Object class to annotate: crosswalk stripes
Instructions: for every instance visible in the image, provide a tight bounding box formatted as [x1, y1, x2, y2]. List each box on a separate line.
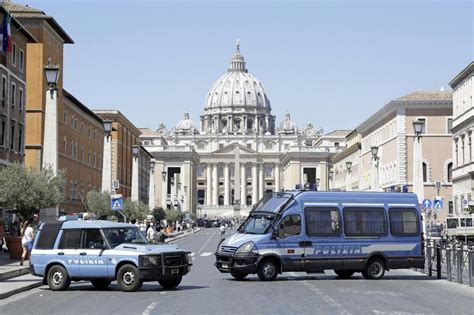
[200, 252, 213, 257]
[191, 252, 214, 257]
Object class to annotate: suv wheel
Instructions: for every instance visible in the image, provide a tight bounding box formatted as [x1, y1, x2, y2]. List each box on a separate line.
[362, 258, 385, 280]
[158, 276, 182, 289]
[334, 270, 355, 279]
[117, 264, 143, 292]
[230, 271, 248, 281]
[91, 279, 112, 289]
[257, 258, 278, 281]
[47, 265, 71, 291]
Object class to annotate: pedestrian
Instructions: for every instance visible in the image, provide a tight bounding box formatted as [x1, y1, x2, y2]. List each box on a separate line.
[21, 219, 34, 266]
[146, 222, 157, 243]
[220, 224, 226, 240]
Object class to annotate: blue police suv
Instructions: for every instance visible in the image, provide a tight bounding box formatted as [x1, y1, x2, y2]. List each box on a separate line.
[30, 220, 192, 292]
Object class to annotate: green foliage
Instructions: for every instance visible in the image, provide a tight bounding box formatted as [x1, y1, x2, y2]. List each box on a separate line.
[0, 163, 65, 219]
[152, 207, 166, 222]
[166, 209, 183, 222]
[123, 199, 149, 221]
[85, 191, 112, 219]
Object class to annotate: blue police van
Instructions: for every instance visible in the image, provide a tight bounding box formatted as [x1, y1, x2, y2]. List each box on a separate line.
[215, 191, 425, 281]
[31, 220, 192, 292]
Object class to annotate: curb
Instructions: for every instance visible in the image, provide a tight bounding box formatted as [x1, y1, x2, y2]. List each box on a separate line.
[0, 280, 43, 300]
[0, 267, 30, 281]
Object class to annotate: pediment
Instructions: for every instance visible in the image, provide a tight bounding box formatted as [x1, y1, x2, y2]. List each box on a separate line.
[213, 143, 256, 155]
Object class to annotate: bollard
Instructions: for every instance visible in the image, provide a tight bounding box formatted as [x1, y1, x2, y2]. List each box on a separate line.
[457, 245, 463, 284]
[436, 245, 442, 279]
[469, 249, 473, 287]
[447, 246, 452, 282]
[427, 243, 432, 277]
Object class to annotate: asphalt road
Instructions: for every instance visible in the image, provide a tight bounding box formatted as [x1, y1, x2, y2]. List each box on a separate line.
[1, 228, 473, 315]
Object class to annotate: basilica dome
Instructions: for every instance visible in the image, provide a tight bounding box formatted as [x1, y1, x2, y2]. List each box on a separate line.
[278, 113, 297, 135]
[176, 112, 197, 135]
[204, 42, 271, 110]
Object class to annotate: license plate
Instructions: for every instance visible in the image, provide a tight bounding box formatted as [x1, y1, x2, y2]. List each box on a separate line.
[221, 263, 229, 269]
[171, 268, 179, 275]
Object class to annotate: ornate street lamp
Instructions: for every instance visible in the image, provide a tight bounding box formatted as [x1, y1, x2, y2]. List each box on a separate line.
[162, 171, 167, 181]
[103, 120, 113, 137]
[131, 145, 140, 158]
[149, 158, 156, 171]
[371, 146, 379, 160]
[170, 177, 175, 185]
[413, 120, 425, 138]
[44, 60, 60, 98]
[184, 185, 188, 193]
[346, 161, 352, 172]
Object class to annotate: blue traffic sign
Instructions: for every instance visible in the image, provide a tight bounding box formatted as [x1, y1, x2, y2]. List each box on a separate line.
[422, 199, 432, 209]
[433, 198, 444, 211]
[111, 197, 124, 211]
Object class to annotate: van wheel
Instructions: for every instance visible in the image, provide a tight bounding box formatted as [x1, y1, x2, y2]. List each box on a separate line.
[91, 279, 112, 289]
[230, 271, 248, 280]
[117, 264, 143, 292]
[47, 265, 71, 291]
[257, 258, 278, 281]
[158, 276, 182, 289]
[362, 258, 385, 280]
[334, 270, 355, 279]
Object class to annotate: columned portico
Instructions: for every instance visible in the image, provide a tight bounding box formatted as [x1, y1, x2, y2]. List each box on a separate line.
[206, 164, 212, 205]
[212, 163, 218, 206]
[240, 163, 246, 206]
[224, 163, 230, 206]
[252, 163, 258, 204]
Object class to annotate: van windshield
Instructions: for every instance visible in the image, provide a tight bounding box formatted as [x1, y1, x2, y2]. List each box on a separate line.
[102, 227, 149, 247]
[239, 213, 275, 234]
[252, 193, 293, 213]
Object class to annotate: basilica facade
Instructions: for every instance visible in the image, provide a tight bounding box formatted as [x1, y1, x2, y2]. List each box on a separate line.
[140, 43, 347, 217]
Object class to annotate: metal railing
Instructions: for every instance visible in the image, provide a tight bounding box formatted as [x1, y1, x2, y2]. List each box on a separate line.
[416, 240, 474, 287]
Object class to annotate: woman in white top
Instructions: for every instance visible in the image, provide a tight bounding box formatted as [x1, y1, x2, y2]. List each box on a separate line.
[21, 219, 34, 266]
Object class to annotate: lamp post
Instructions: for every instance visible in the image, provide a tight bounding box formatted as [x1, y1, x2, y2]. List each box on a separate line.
[413, 119, 425, 231]
[42, 61, 61, 176]
[131, 145, 140, 202]
[371, 146, 379, 192]
[101, 120, 113, 193]
[345, 161, 352, 191]
[328, 170, 334, 191]
[316, 178, 320, 191]
[148, 158, 156, 211]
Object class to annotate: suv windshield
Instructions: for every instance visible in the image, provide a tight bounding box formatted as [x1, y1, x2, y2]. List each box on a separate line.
[239, 213, 275, 234]
[102, 227, 148, 247]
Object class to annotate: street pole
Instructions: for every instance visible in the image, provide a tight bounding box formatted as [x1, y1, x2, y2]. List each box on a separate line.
[42, 62, 60, 176]
[101, 120, 113, 193]
[131, 145, 140, 202]
[148, 159, 156, 211]
[413, 120, 425, 234]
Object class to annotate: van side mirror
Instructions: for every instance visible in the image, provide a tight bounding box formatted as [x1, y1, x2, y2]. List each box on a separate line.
[271, 227, 279, 240]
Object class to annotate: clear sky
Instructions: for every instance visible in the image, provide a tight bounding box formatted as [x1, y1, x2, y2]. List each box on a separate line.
[15, 0, 473, 133]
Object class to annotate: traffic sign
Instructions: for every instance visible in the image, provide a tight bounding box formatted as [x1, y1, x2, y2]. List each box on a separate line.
[462, 198, 469, 209]
[433, 198, 444, 212]
[422, 199, 432, 209]
[111, 197, 124, 211]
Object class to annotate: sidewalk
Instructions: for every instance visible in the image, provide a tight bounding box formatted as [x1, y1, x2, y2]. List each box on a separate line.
[0, 226, 205, 300]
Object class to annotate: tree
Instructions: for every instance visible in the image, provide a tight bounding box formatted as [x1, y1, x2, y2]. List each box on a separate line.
[123, 199, 148, 222]
[0, 163, 65, 219]
[86, 191, 112, 219]
[166, 209, 183, 222]
[152, 207, 166, 222]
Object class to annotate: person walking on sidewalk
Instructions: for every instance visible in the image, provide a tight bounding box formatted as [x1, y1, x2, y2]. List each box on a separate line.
[220, 224, 226, 240]
[20, 219, 34, 266]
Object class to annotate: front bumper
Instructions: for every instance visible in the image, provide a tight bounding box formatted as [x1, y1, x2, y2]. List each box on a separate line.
[139, 263, 191, 280]
[215, 252, 259, 274]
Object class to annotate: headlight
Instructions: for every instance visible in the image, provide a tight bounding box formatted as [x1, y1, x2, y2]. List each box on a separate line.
[187, 253, 192, 263]
[235, 241, 256, 256]
[140, 255, 161, 267]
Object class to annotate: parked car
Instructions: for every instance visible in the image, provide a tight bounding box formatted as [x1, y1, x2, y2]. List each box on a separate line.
[31, 220, 192, 292]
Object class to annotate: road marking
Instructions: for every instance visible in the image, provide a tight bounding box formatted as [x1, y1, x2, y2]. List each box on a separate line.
[0, 287, 43, 307]
[300, 280, 352, 314]
[197, 232, 216, 253]
[143, 302, 158, 315]
[190, 252, 195, 256]
[200, 252, 213, 257]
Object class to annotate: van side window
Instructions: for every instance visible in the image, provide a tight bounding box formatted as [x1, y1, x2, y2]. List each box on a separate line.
[389, 208, 418, 235]
[81, 229, 105, 249]
[280, 215, 301, 238]
[343, 208, 387, 236]
[59, 229, 81, 249]
[305, 207, 341, 236]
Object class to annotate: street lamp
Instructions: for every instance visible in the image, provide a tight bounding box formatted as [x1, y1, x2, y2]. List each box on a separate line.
[162, 171, 167, 181]
[44, 60, 60, 98]
[149, 158, 156, 171]
[315, 178, 320, 190]
[413, 120, 424, 138]
[346, 161, 352, 172]
[101, 120, 113, 193]
[170, 177, 175, 185]
[184, 185, 188, 193]
[328, 170, 334, 191]
[103, 120, 113, 137]
[371, 146, 379, 159]
[132, 145, 140, 158]
[413, 119, 425, 232]
[371, 145, 379, 192]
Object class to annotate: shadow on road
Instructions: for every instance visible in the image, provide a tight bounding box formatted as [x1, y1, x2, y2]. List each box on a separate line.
[225, 274, 439, 282]
[38, 284, 209, 293]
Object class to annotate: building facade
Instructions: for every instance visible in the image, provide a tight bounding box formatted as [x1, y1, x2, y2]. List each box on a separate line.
[331, 130, 361, 191]
[450, 62, 474, 215]
[353, 91, 453, 223]
[0, 6, 36, 167]
[140, 43, 344, 217]
[94, 110, 142, 201]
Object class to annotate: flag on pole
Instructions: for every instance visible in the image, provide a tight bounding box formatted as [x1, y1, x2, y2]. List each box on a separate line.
[0, 13, 12, 53]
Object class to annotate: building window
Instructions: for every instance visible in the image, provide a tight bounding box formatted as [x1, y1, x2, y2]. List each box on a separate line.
[422, 162, 427, 182]
[449, 201, 453, 215]
[1, 76, 6, 106]
[18, 125, 22, 152]
[265, 165, 273, 178]
[74, 117, 78, 129]
[12, 43, 16, 66]
[219, 143, 224, 149]
[284, 144, 290, 150]
[63, 111, 67, 123]
[93, 151, 96, 166]
[19, 49, 24, 72]
[334, 142, 339, 147]
[18, 88, 23, 110]
[81, 145, 84, 161]
[469, 133, 472, 162]
[265, 142, 273, 150]
[447, 162, 453, 182]
[93, 129, 96, 140]
[11, 83, 15, 106]
[0, 118, 5, 146]
[81, 123, 84, 133]
[246, 144, 252, 149]
[306, 140, 312, 147]
[447, 118, 453, 133]
[10, 122, 15, 150]
[63, 138, 67, 154]
[88, 127, 91, 137]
